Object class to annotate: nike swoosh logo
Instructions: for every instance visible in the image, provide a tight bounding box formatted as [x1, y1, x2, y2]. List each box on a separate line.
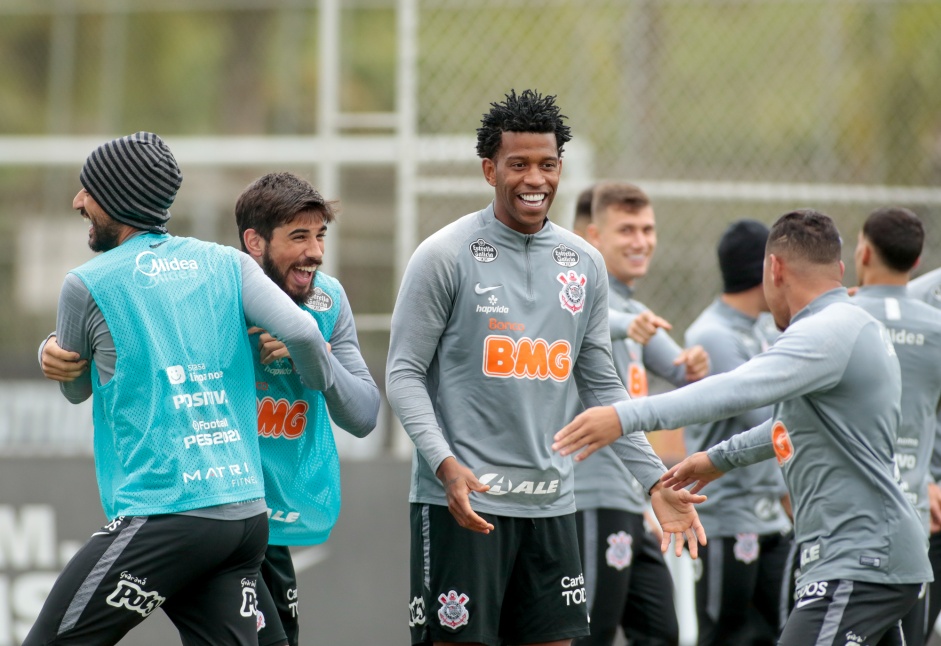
[795, 597, 824, 609]
[474, 283, 502, 294]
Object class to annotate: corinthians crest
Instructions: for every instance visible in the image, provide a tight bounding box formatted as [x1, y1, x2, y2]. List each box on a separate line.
[733, 533, 760, 564]
[557, 271, 588, 315]
[438, 590, 470, 629]
[605, 531, 634, 570]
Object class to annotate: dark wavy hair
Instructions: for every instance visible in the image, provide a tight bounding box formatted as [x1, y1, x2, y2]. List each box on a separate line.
[476, 89, 572, 160]
[235, 172, 335, 251]
[863, 206, 924, 272]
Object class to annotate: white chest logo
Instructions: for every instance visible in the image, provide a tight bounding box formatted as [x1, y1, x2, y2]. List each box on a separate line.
[557, 271, 588, 315]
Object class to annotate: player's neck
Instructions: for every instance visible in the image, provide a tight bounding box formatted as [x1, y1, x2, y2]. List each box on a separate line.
[720, 288, 765, 318]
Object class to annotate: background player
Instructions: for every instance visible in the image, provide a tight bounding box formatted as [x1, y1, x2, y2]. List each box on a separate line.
[853, 206, 941, 646]
[43, 171, 382, 646]
[909, 265, 941, 639]
[572, 181, 709, 646]
[683, 219, 791, 646]
[29, 133, 334, 645]
[554, 208, 932, 645]
[386, 89, 706, 646]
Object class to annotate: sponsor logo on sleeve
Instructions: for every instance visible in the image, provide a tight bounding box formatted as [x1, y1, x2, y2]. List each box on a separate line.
[551, 244, 580, 267]
[469, 238, 498, 263]
[306, 286, 334, 312]
[557, 271, 587, 315]
[437, 590, 470, 629]
[771, 420, 794, 465]
[605, 531, 634, 570]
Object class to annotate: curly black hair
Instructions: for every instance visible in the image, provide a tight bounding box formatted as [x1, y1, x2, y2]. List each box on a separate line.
[476, 89, 572, 160]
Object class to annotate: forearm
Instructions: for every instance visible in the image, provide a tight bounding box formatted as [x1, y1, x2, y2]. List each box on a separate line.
[322, 353, 379, 437]
[386, 368, 453, 472]
[610, 433, 668, 493]
[608, 310, 635, 341]
[706, 419, 775, 471]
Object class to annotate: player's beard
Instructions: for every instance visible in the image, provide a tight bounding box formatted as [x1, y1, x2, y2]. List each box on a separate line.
[261, 249, 317, 305]
[88, 217, 124, 252]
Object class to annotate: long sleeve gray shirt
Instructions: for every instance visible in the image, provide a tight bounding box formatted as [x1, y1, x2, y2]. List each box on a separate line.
[683, 299, 790, 537]
[386, 204, 666, 518]
[908, 268, 941, 484]
[853, 285, 941, 531]
[574, 277, 689, 513]
[614, 288, 931, 587]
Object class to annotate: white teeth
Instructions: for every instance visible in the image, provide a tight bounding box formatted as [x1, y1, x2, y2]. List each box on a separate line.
[295, 266, 315, 273]
[520, 193, 545, 203]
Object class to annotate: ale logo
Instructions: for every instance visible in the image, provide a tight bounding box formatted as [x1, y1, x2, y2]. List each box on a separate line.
[257, 397, 309, 439]
[772, 420, 794, 465]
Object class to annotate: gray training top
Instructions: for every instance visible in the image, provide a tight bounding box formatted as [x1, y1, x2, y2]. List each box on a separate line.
[614, 288, 931, 587]
[683, 299, 790, 537]
[908, 268, 941, 485]
[574, 278, 688, 514]
[853, 284, 941, 531]
[386, 204, 667, 518]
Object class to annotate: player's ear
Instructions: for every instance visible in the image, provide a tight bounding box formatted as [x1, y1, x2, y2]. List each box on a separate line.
[585, 222, 601, 249]
[242, 229, 266, 260]
[482, 158, 497, 187]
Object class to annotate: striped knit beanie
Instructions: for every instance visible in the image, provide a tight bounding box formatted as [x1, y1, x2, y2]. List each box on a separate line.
[80, 132, 182, 234]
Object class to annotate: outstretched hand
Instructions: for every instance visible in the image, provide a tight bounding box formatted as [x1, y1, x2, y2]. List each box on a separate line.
[628, 310, 672, 346]
[551, 406, 622, 461]
[660, 452, 724, 495]
[436, 457, 495, 535]
[40, 336, 87, 382]
[650, 482, 707, 558]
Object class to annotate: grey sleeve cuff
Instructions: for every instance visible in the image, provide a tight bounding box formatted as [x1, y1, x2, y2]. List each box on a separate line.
[610, 433, 667, 493]
[706, 418, 776, 472]
[608, 311, 636, 341]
